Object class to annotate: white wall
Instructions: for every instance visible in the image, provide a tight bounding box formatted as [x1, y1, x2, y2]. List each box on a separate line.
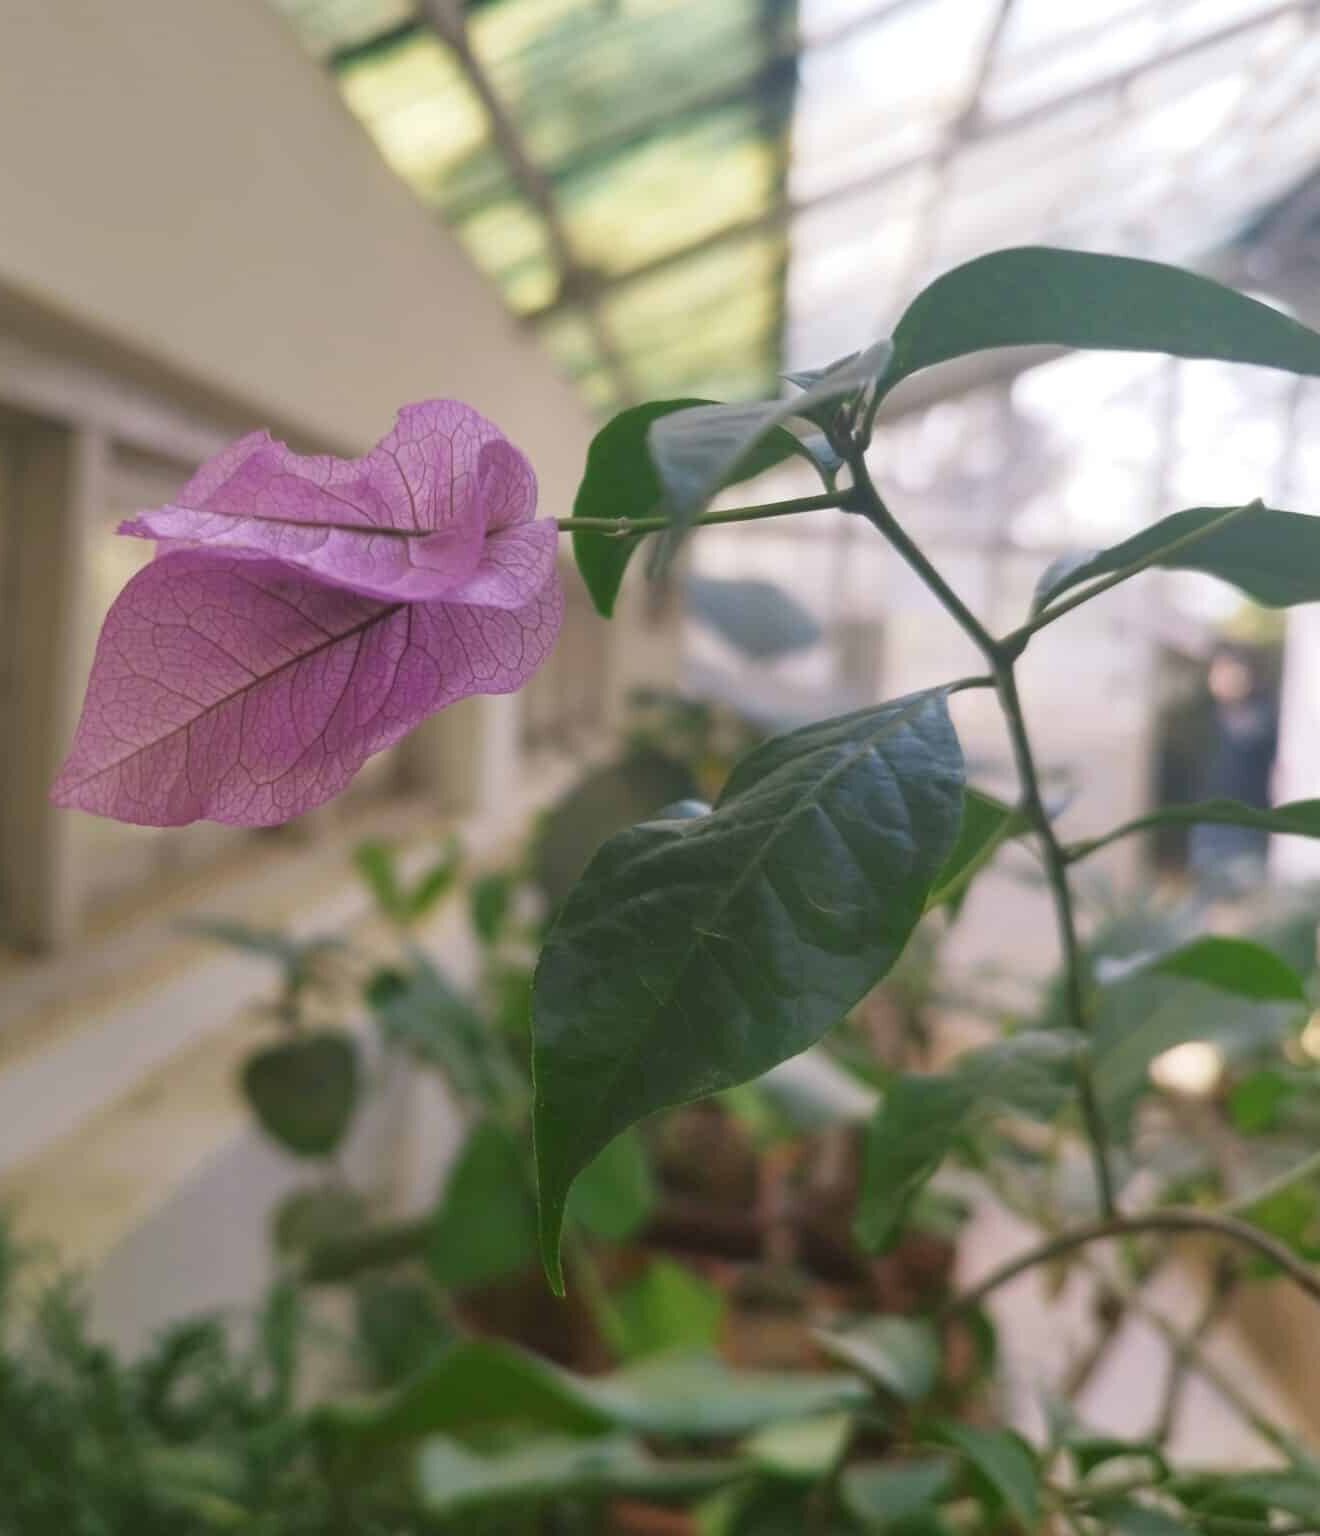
[0, 0, 593, 507]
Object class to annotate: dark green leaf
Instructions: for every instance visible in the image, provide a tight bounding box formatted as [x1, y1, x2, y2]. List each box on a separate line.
[270, 1185, 368, 1258]
[572, 399, 813, 618]
[856, 1033, 1078, 1251]
[926, 788, 1024, 914]
[603, 1259, 725, 1360]
[648, 341, 892, 530]
[428, 1121, 537, 1291]
[686, 575, 823, 660]
[882, 247, 1320, 400]
[1100, 935, 1307, 1003]
[1229, 1068, 1294, 1134]
[1069, 1435, 1167, 1481]
[565, 1127, 656, 1242]
[240, 1032, 359, 1158]
[929, 1421, 1041, 1529]
[841, 1458, 955, 1531]
[355, 1276, 454, 1387]
[469, 870, 514, 946]
[814, 1317, 940, 1403]
[534, 689, 964, 1285]
[1033, 502, 1320, 613]
[416, 1433, 739, 1516]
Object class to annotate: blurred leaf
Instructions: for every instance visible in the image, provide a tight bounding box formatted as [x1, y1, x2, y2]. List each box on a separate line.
[1090, 1500, 1196, 1535]
[686, 576, 823, 660]
[1068, 1435, 1167, 1482]
[929, 1421, 1041, 1529]
[535, 690, 963, 1287]
[407, 837, 462, 919]
[648, 342, 891, 535]
[428, 1120, 537, 1291]
[745, 1413, 851, 1482]
[1074, 798, 1320, 857]
[469, 870, 514, 946]
[416, 1432, 739, 1515]
[355, 1276, 454, 1388]
[566, 1129, 657, 1243]
[881, 247, 1320, 401]
[532, 748, 698, 912]
[188, 918, 339, 991]
[856, 1033, 1078, 1251]
[572, 399, 812, 618]
[926, 788, 1024, 915]
[606, 1260, 724, 1361]
[1236, 1183, 1320, 1263]
[1229, 1068, 1294, 1134]
[270, 1185, 368, 1259]
[1099, 935, 1307, 1002]
[841, 1457, 955, 1531]
[240, 1032, 359, 1158]
[354, 841, 405, 921]
[1033, 501, 1320, 612]
[815, 1318, 939, 1404]
[319, 1340, 866, 1448]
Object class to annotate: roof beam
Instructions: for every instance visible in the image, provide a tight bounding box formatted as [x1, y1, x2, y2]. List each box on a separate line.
[527, 0, 1313, 323]
[416, 0, 638, 403]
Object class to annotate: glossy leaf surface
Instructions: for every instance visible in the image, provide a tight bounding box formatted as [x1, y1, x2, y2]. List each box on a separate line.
[533, 689, 964, 1284]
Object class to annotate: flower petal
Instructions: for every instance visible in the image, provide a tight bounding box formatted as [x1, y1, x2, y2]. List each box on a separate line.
[52, 548, 563, 827]
[122, 400, 538, 603]
[442, 520, 560, 610]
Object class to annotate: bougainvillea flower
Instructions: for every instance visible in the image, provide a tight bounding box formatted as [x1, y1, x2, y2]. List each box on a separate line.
[121, 399, 556, 608]
[51, 401, 563, 827]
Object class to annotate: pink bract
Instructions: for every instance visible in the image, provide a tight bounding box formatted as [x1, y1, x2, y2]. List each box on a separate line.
[122, 399, 554, 607]
[52, 547, 563, 827]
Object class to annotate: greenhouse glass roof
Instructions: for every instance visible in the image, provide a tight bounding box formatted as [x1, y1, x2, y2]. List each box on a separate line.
[269, 0, 1320, 414]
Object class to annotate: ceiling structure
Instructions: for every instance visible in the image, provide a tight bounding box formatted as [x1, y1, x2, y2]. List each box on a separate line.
[270, 0, 1320, 418]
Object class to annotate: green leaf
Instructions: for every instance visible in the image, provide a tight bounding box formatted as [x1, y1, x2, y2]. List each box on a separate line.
[814, 1317, 940, 1404]
[533, 688, 964, 1285]
[855, 1032, 1078, 1251]
[406, 837, 461, 919]
[1068, 1435, 1168, 1482]
[319, 1339, 867, 1448]
[270, 1185, 368, 1258]
[428, 1120, 537, 1291]
[604, 1259, 725, 1360]
[566, 1127, 657, 1243]
[572, 399, 813, 618]
[926, 788, 1024, 915]
[188, 918, 340, 990]
[1089, 1500, 1196, 1535]
[929, 1421, 1041, 1530]
[647, 340, 892, 530]
[354, 840, 405, 921]
[1080, 796, 1320, 857]
[881, 247, 1320, 400]
[532, 748, 698, 912]
[1229, 1068, 1294, 1134]
[686, 575, 823, 660]
[744, 1414, 852, 1486]
[240, 1032, 359, 1158]
[1101, 935, 1307, 1003]
[1033, 502, 1320, 613]
[841, 1458, 955, 1531]
[416, 1432, 739, 1516]
[469, 869, 514, 946]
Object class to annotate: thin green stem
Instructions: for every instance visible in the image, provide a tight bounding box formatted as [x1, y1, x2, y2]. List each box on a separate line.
[1001, 501, 1256, 652]
[557, 490, 843, 536]
[994, 662, 1118, 1218]
[846, 445, 1118, 1217]
[948, 1208, 1320, 1316]
[845, 451, 999, 655]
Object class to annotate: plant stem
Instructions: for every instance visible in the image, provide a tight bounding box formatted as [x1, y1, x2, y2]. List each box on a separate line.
[846, 446, 1118, 1217]
[994, 661, 1118, 1218]
[1223, 1145, 1320, 1217]
[557, 490, 843, 536]
[948, 1208, 1320, 1315]
[1151, 1257, 1236, 1445]
[1000, 501, 1258, 651]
